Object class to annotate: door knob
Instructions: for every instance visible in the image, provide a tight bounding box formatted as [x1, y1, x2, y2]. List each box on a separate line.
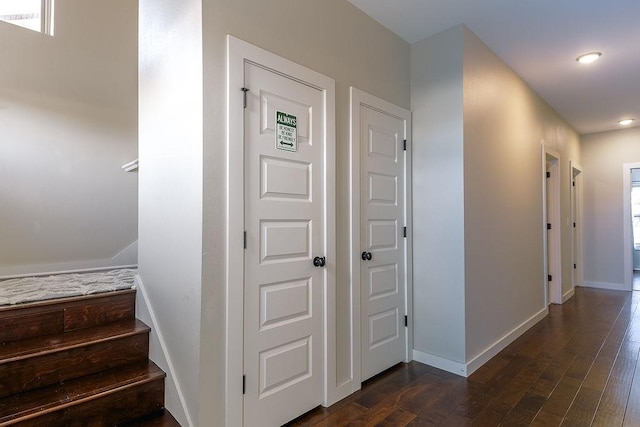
[361, 251, 373, 261]
[313, 256, 326, 267]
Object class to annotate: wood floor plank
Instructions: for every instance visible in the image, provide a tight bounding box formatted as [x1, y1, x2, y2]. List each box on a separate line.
[598, 381, 632, 417]
[562, 386, 601, 426]
[623, 410, 640, 427]
[592, 410, 624, 427]
[311, 402, 368, 427]
[530, 410, 564, 426]
[286, 288, 640, 426]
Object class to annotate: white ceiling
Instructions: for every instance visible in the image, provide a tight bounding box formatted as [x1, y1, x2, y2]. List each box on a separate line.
[348, 0, 640, 135]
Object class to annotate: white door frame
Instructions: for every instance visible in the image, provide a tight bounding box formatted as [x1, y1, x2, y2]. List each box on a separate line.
[570, 161, 583, 294]
[349, 87, 413, 396]
[226, 35, 336, 426]
[542, 146, 562, 304]
[622, 163, 640, 291]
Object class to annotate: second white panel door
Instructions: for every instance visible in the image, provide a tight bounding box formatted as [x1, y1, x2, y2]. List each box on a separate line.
[360, 103, 407, 381]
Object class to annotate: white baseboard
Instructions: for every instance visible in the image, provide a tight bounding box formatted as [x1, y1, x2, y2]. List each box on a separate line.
[111, 240, 138, 265]
[581, 281, 628, 292]
[465, 307, 548, 376]
[562, 287, 575, 303]
[0, 241, 138, 280]
[412, 350, 467, 377]
[414, 307, 548, 378]
[134, 274, 193, 427]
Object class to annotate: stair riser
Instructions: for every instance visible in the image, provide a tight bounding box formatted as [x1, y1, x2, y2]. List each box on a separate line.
[0, 311, 63, 344]
[1, 378, 165, 427]
[0, 291, 135, 344]
[0, 333, 148, 398]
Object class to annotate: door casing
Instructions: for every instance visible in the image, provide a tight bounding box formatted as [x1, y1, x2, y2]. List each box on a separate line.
[623, 163, 640, 291]
[349, 87, 413, 395]
[542, 146, 562, 305]
[570, 161, 583, 293]
[226, 35, 336, 426]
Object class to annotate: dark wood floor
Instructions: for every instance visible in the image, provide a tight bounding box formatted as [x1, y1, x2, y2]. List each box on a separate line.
[287, 287, 640, 426]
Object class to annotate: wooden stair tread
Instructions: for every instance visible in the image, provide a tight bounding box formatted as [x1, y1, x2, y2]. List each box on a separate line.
[123, 409, 182, 426]
[0, 360, 165, 424]
[0, 288, 167, 425]
[0, 319, 149, 363]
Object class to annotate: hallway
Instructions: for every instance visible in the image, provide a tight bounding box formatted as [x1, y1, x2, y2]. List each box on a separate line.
[287, 287, 640, 426]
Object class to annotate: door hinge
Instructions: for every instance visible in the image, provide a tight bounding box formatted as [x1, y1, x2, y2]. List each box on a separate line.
[241, 87, 249, 108]
[243, 231, 247, 249]
[404, 315, 408, 327]
[546, 171, 551, 178]
[547, 223, 552, 230]
[242, 375, 246, 394]
[548, 274, 552, 282]
[573, 222, 576, 228]
[574, 263, 577, 269]
[573, 181, 575, 187]
[403, 226, 407, 238]
[403, 139, 407, 151]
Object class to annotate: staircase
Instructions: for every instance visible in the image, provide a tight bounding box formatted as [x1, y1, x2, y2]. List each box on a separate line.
[0, 289, 180, 426]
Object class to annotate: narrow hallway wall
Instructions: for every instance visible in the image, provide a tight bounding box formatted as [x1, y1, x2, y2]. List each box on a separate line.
[581, 127, 640, 289]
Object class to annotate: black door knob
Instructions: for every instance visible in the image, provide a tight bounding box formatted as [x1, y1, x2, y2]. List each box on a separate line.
[361, 251, 372, 261]
[313, 256, 326, 267]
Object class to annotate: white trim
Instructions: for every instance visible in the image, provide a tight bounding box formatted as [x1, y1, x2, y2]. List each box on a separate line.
[226, 36, 245, 427]
[111, 240, 138, 266]
[543, 146, 562, 304]
[349, 87, 413, 397]
[623, 163, 640, 291]
[562, 287, 575, 303]
[581, 281, 628, 292]
[347, 88, 362, 399]
[413, 350, 467, 377]
[570, 162, 583, 292]
[404, 107, 414, 365]
[226, 35, 336, 425]
[121, 159, 139, 172]
[465, 306, 548, 376]
[42, 0, 54, 35]
[134, 274, 193, 427]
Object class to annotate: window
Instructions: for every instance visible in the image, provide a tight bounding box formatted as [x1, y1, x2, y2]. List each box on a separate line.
[0, 0, 54, 35]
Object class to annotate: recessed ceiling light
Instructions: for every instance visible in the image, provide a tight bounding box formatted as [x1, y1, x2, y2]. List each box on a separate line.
[576, 52, 602, 64]
[618, 119, 635, 126]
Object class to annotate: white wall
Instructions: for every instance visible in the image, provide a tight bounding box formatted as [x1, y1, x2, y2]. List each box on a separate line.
[138, 0, 203, 425]
[581, 127, 640, 287]
[410, 27, 467, 368]
[411, 25, 580, 375]
[462, 28, 580, 363]
[200, 0, 410, 424]
[0, 0, 138, 276]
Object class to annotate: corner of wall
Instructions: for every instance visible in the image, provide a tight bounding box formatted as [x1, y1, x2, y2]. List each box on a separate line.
[134, 274, 193, 427]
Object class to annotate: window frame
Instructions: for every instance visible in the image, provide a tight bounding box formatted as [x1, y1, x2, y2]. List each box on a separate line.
[0, 0, 54, 35]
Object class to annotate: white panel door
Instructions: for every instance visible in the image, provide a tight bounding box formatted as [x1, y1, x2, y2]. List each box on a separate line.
[360, 104, 407, 381]
[244, 62, 326, 426]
